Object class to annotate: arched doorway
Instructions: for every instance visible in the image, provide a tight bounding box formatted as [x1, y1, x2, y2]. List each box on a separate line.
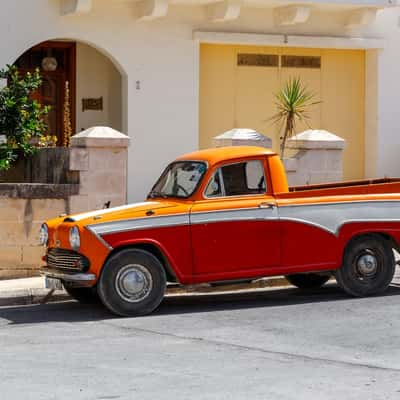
[14, 40, 123, 145]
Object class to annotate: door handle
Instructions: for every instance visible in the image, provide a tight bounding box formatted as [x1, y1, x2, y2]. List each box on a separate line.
[258, 202, 275, 209]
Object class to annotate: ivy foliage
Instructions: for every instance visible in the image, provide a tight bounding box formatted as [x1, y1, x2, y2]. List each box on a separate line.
[0, 65, 49, 170]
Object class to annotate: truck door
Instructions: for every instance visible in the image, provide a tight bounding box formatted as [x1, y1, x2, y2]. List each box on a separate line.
[190, 159, 281, 278]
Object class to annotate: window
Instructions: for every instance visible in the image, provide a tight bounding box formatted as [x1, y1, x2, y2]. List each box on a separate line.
[237, 54, 279, 67]
[149, 161, 207, 199]
[205, 160, 266, 198]
[204, 170, 223, 197]
[281, 55, 321, 69]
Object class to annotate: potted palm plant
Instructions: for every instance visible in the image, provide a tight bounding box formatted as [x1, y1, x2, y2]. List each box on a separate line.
[270, 77, 319, 159]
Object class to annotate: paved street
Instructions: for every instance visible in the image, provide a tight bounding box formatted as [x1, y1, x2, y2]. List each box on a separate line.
[1, 283, 400, 399]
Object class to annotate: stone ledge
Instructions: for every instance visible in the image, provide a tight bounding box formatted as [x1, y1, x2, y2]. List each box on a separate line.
[0, 183, 79, 199]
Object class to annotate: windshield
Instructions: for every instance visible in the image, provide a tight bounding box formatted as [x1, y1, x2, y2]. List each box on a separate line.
[148, 161, 207, 199]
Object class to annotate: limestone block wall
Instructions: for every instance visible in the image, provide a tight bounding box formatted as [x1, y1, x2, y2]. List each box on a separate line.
[0, 127, 129, 280]
[0, 198, 69, 279]
[212, 128, 345, 188]
[68, 127, 129, 213]
[284, 130, 345, 187]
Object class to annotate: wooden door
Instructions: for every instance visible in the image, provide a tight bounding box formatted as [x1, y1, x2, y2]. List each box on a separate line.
[199, 44, 366, 180]
[15, 41, 76, 146]
[235, 46, 280, 153]
[37, 73, 65, 144]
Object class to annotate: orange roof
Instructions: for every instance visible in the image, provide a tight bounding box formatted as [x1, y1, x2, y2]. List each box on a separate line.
[177, 146, 276, 166]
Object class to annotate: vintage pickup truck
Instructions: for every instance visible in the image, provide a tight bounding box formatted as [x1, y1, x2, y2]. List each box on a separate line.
[40, 146, 400, 316]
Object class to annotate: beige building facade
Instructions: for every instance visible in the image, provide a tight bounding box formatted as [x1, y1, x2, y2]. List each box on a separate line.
[0, 0, 399, 202]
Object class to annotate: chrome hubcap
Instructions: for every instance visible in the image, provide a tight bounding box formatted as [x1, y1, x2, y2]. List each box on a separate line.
[356, 253, 378, 277]
[115, 264, 153, 303]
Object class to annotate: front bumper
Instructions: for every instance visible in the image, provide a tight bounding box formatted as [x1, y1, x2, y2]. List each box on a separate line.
[40, 267, 97, 287]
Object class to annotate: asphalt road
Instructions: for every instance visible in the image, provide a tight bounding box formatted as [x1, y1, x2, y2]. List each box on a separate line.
[1, 283, 400, 400]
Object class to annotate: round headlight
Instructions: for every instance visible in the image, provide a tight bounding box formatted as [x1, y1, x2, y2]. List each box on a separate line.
[69, 226, 81, 251]
[39, 224, 48, 246]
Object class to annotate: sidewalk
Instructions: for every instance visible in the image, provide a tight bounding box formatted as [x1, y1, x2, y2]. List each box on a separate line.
[1, 267, 399, 308]
[0, 275, 290, 307]
[0, 277, 68, 306]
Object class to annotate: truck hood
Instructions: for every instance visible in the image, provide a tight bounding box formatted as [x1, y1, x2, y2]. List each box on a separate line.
[64, 200, 188, 226]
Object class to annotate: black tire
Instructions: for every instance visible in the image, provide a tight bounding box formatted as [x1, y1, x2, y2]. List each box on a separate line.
[98, 248, 166, 317]
[63, 284, 100, 304]
[335, 234, 395, 297]
[286, 273, 330, 289]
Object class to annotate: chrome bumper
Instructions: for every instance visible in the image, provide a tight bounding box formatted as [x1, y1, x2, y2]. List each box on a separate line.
[40, 267, 96, 287]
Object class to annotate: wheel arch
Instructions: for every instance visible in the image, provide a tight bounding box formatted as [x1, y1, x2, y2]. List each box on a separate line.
[102, 242, 179, 283]
[340, 231, 399, 263]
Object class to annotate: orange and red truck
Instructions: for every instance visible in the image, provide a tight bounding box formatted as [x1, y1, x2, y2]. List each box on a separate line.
[40, 146, 400, 316]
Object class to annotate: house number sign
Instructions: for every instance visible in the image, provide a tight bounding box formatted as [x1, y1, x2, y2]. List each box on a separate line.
[82, 97, 103, 112]
[0, 135, 6, 145]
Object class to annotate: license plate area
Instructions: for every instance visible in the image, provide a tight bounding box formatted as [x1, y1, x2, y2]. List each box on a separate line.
[44, 277, 63, 290]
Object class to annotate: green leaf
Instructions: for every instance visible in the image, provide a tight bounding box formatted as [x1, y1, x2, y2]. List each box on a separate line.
[268, 76, 320, 158]
[0, 64, 49, 170]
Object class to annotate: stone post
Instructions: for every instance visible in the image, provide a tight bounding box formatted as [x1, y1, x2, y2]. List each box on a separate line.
[69, 126, 130, 214]
[284, 129, 345, 186]
[213, 128, 272, 148]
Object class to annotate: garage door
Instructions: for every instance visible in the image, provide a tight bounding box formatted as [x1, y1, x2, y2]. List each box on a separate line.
[199, 44, 365, 181]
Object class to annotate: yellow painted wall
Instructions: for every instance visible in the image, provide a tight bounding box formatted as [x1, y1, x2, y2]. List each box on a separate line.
[199, 44, 365, 180]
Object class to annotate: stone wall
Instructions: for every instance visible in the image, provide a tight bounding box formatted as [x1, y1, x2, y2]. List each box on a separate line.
[212, 128, 345, 188]
[284, 130, 345, 187]
[0, 197, 70, 279]
[0, 127, 129, 280]
[68, 126, 129, 214]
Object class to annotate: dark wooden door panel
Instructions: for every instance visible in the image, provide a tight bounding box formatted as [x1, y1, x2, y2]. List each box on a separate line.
[15, 41, 76, 146]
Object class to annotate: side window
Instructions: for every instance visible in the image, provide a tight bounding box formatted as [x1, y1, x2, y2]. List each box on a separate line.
[246, 160, 266, 191]
[205, 160, 266, 198]
[205, 170, 222, 197]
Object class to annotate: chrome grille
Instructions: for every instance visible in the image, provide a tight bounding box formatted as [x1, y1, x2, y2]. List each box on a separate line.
[46, 248, 90, 272]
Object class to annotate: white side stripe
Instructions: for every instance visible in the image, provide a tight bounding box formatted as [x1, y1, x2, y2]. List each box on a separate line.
[67, 202, 159, 222]
[190, 207, 278, 224]
[86, 200, 400, 238]
[279, 201, 400, 235]
[89, 214, 190, 235]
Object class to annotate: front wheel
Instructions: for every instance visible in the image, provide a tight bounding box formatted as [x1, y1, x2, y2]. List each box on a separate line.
[98, 249, 166, 317]
[285, 273, 330, 289]
[335, 235, 395, 297]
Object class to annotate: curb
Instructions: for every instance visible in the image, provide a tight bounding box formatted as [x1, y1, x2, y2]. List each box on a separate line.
[0, 276, 291, 307]
[0, 288, 69, 307]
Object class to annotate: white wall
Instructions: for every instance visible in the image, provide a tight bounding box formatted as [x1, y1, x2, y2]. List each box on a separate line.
[0, 0, 199, 202]
[76, 43, 122, 133]
[0, 1, 399, 202]
[369, 9, 400, 178]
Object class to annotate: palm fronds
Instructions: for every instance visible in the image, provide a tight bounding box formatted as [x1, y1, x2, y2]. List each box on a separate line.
[270, 77, 320, 158]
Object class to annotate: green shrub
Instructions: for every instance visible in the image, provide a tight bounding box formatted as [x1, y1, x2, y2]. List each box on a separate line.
[0, 65, 49, 170]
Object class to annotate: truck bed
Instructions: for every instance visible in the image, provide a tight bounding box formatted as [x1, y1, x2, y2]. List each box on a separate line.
[277, 178, 400, 199]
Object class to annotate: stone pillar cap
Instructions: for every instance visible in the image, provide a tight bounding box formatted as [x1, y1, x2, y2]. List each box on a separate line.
[71, 126, 130, 148]
[213, 128, 272, 148]
[215, 128, 268, 141]
[287, 129, 345, 150]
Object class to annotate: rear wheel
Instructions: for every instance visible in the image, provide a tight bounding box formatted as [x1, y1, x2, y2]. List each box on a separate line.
[63, 284, 100, 304]
[335, 235, 395, 297]
[98, 248, 166, 317]
[285, 273, 330, 289]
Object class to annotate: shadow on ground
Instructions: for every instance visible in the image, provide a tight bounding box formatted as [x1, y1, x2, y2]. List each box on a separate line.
[2, 283, 400, 325]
